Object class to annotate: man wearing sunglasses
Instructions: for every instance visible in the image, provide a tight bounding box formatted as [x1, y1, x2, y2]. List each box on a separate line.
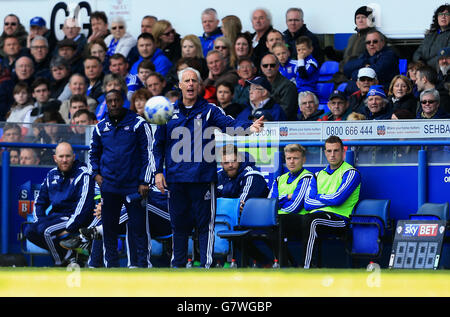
[0, 14, 28, 58]
[259, 53, 298, 120]
[343, 29, 398, 89]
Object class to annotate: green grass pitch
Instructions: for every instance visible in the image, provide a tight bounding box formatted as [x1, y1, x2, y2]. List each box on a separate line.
[0, 267, 449, 297]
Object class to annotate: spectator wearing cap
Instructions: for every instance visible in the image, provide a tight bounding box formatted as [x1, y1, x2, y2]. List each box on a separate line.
[27, 17, 56, 53]
[348, 67, 379, 113]
[56, 38, 84, 75]
[343, 29, 399, 90]
[437, 47, 450, 88]
[360, 85, 393, 120]
[417, 88, 450, 119]
[340, 6, 376, 71]
[260, 53, 298, 120]
[297, 91, 323, 121]
[236, 76, 287, 122]
[318, 90, 352, 121]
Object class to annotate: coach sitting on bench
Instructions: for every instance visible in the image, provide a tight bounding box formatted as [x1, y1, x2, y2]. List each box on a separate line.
[24, 142, 96, 266]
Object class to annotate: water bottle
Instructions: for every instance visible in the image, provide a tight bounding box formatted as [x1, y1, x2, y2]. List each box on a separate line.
[230, 258, 238, 268]
[215, 260, 222, 268]
[186, 258, 193, 268]
[126, 192, 141, 203]
[252, 260, 258, 268]
[272, 259, 280, 269]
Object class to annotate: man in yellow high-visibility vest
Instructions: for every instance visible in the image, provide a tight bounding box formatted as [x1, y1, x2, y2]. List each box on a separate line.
[303, 135, 361, 269]
[269, 143, 313, 266]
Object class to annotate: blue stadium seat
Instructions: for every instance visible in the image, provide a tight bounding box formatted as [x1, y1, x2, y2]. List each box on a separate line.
[214, 198, 241, 261]
[217, 198, 278, 267]
[316, 82, 334, 104]
[399, 59, 408, 76]
[409, 202, 449, 222]
[349, 199, 391, 260]
[319, 61, 339, 82]
[337, 82, 348, 92]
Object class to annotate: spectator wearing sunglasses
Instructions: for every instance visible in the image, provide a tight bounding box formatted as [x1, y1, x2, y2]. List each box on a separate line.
[104, 16, 136, 59]
[343, 29, 399, 90]
[417, 88, 449, 119]
[259, 53, 298, 120]
[0, 14, 28, 59]
[413, 4, 450, 68]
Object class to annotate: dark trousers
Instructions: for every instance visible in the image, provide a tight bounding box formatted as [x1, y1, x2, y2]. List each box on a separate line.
[301, 212, 348, 269]
[167, 182, 216, 268]
[24, 213, 72, 265]
[101, 191, 149, 268]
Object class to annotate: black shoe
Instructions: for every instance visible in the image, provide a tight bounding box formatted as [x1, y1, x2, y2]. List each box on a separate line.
[79, 227, 101, 240]
[60, 235, 82, 250]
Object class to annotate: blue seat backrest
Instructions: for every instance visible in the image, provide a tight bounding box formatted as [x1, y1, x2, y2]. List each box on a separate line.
[216, 198, 241, 227]
[319, 61, 339, 80]
[337, 82, 348, 92]
[354, 199, 390, 224]
[417, 202, 449, 221]
[316, 82, 334, 103]
[239, 198, 277, 228]
[399, 59, 408, 76]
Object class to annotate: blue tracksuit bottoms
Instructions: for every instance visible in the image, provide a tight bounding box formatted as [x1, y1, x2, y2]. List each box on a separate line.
[101, 191, 149, 268]
[167, 182, 216, 268]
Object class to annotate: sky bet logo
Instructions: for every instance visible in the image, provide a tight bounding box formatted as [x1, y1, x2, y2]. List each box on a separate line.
[404, 224, 438, 237]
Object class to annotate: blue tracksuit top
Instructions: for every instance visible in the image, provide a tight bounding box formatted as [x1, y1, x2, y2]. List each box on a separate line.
[153, 97, 253, 183]
[129, 48, 173, 77]
[88, 109, 155, 194]
[199, 28, 223, 57]
[279, 59, 298, 84]
[217, 155, 269, 202]
[295, 54, 319, 94]
[32, 160, 95, 233]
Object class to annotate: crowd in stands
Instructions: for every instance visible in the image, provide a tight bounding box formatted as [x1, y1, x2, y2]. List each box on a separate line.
[0, 4, 450, 166]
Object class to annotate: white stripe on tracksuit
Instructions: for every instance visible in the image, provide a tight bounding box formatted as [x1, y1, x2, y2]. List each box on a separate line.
[44, 220, 71, 265]
[303, 217, 346, 269]
[205, 182, 216, 269]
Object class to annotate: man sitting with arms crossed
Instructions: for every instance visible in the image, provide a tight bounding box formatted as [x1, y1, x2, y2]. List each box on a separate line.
[218, 144, 269, 212]
[269, 143, 313, 267]
[303, 136, 361, 269]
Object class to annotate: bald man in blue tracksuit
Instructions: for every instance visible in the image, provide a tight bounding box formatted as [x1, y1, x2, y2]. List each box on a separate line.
[153, 67, 264, 268]
[25, 143, 95, 266]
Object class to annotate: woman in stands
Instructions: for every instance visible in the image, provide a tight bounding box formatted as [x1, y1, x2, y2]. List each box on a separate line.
[387, 75, 417, 114]
[152, 20, 181, 64]
[104, 16, 136, 59]
[413, 4, 450, 68]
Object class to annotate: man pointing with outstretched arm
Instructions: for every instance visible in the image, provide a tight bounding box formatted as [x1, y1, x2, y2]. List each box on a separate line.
[153, 67, 264, 268]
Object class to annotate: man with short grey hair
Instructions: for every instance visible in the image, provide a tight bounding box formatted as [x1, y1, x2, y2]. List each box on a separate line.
[297, 91, 323, 121]
[251, 8, 273, 68]
[153, 67, 264, 269]
[282, 7, 323, 63]
[199, 8, 223, 57]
